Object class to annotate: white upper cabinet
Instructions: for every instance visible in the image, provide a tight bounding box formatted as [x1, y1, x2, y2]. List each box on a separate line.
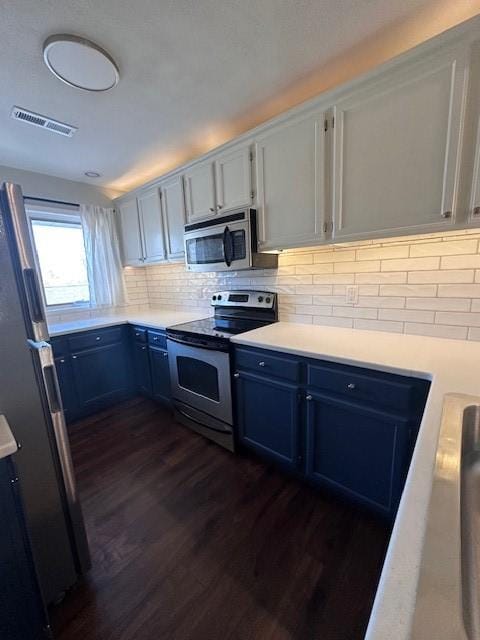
[183, 161, 216, 222]
[137, 188, 166, 263]
[214, 146, 252, 213]
[117, 198, 143, 266]
[255, 113, 327, 250]
[332, 46, 469, 241]
[160, 174, 186, 260]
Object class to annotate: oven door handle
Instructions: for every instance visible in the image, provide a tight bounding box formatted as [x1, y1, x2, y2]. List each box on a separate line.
[167, 334, 228, 351]
[223, 226, 233, 267]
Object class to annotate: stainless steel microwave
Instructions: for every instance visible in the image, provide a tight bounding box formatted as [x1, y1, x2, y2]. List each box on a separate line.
[184, 208, 278, 272]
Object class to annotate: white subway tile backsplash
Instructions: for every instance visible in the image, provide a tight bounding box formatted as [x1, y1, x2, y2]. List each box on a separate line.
[409, 239, 478, 257]
[139, 229, 480, 342]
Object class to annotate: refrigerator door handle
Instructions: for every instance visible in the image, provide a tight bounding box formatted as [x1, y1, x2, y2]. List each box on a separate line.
[1, 183, 49, 341]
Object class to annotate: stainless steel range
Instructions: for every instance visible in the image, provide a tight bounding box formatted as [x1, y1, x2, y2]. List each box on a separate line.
[167, 290, 278, 452]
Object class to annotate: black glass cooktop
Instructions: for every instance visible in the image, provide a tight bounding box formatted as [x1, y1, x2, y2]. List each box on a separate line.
[167, 316, 271, 340]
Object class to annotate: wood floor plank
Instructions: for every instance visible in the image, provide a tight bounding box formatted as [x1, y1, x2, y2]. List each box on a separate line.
[50, 397, 390, 640]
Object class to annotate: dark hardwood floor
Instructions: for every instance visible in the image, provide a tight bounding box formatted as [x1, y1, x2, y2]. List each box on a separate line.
[50, 397, 390, 640]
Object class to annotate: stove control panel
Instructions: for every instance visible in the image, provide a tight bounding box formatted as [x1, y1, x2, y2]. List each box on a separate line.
[211, 290, 276, 309]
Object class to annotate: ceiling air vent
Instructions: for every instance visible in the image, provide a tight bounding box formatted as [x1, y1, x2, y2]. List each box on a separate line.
[10, 106, 77, 137]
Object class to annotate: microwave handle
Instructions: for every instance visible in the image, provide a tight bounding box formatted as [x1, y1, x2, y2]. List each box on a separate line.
[223, 226, 233, 267]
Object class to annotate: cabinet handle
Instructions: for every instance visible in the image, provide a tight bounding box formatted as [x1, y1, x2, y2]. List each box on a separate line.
[209, 207, 215, 212]
[441, 210, 452, 219]
[135, 332, 140, 337]
[96, 336, 101, 341]
[258, 361, 265, 367]
[72, 355, 77, 359]
[163, 352, 168, 358]
[141, 346, 146, 350]
[347, 383, 356, 390]
[473, 206, 480, 217]
[59, 358, 65, 364]
[153, 336, 158, 341]
[233, 372, 240, 378]
[217, 204, 223, 210]
[306, 394, 313, 401]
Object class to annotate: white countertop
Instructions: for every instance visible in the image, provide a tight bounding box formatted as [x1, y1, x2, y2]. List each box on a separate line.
[48, 310, 210, 337]
[0, 415, 18, 460]
[231, 322, 480, 640]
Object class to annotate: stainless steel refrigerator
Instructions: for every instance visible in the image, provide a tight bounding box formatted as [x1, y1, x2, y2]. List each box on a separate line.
[0, 182, 90, 605]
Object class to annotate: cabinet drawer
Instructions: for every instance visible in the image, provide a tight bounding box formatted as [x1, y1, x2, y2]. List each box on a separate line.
[235, 348, 301, 382]
[68, 327, 124, 352]
[131, 326, 148, 343]
[148, 330, 167, 349]
[307, 362, 417, 414]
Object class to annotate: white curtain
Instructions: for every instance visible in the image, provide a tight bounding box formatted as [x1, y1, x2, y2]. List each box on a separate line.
[79, 205, 127, 308]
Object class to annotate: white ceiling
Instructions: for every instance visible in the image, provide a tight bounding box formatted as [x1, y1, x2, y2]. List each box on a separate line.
[0, 0, 474, 192]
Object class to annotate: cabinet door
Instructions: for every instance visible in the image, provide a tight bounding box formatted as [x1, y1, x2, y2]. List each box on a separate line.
[133, 342, 151, 396]
[236, 371, 300, 470]
[183, 161, 216, 222]
[255, 112, 327, 250]
[214, 146, 252, 212]
[55, 356, 78, 423]
[305, 392, 409, 516]
[332, 47, 468, 240]
[0, 458, 48, 640]
[71, 343, 130, 412]
[137, 188, 166, 263]
[117, 198, 143, 266]
[161, 175, 186, 260]
[150, 347, 170, 403]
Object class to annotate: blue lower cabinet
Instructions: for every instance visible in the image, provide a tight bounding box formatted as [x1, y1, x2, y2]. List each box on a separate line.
[236, 371, 301, 471]
[0, 457, 50, 639]
[133, 342, 152, 396]
[305, 392, 410, 516]
[71, 342, 131, 414]
[150, 346, 170, 403]
[54, 356, 78, 422]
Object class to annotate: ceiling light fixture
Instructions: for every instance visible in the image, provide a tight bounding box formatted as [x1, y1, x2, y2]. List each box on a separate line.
[43, 35, 119, 92]
[84, 171, 101, 178]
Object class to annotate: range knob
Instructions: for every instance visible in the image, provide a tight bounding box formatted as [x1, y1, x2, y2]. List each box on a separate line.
[218, 294, 222, 301]
[258, 296, 264, 302]
[266, 297, 271, 303]
[212, 295, 217, 301]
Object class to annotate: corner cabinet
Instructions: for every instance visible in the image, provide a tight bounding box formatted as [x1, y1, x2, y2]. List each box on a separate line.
[234, 346, 430, 518]
[332, 45, 469, 240]
[255, 113, 328, 250]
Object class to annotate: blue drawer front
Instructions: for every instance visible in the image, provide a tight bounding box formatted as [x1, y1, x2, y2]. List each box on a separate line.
[68, 326, 124, 352]
[235, 347, 301, 382]
[131, 326, 148, 343]
[307, 361, 420, 414]
[148, 330, 167, 349]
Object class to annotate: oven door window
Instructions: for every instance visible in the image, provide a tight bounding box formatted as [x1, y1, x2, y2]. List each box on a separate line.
[186, 234, 224, 265]
[177, 356, 219, 402]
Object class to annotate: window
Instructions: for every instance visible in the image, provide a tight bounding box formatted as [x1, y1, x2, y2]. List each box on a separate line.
[30, 217, 90, 307]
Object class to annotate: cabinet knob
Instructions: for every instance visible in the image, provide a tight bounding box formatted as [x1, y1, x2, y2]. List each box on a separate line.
[306, 394, 313, 401]
[209, 207, 215, 212]
[96, 336, 101, 341]
[135, 332, 140, 337]
[258, 361, 265, 367]
[72, 355, 77, 359]
[163, 352, 168, 358]
[217, 204, 223, 210]
[153, 336, 158, 341]
[59, 358, 65, 363]
[141, 346, 146, 351]
[473, 206, 480, 217]
[441, 210, 452, 219]
[347, 383, 356, 390]
[233, 372, 240, 378]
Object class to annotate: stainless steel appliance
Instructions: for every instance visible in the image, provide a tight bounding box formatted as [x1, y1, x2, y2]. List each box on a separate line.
[0, 182, 90, 605]
[184, 208, 278, 272]
[167, 290, 277, 451]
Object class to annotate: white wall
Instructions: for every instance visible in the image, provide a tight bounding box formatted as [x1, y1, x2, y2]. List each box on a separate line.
[0, 165, 122, 207]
